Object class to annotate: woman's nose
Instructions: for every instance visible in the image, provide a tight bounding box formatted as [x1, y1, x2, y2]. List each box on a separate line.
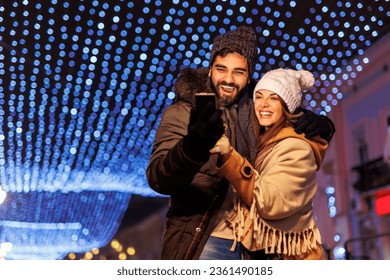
[260, 98, 269, 107]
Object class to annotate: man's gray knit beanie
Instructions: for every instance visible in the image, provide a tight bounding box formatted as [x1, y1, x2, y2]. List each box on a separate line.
[210, 26, 258, 77]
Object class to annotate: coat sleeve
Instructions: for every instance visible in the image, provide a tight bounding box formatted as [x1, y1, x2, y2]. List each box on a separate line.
[218, 149, 255, 206]
[254, 138, 318, 220]
[146, 103, 205, 195]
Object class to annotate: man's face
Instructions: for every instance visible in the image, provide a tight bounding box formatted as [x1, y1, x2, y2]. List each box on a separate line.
[208, 52, 250, 107]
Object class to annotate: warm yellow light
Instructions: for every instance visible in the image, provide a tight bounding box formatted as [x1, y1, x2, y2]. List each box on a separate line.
[118, 252, 127, 260]
[92, 248, 100, 255]
[67, 253, 76, 260]
[84, 252, 93, 260]
[111, 239, 120, 249]
[127, 247, 136, 256]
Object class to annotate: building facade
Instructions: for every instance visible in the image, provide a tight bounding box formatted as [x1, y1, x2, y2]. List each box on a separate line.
[315, 33, 390, 259]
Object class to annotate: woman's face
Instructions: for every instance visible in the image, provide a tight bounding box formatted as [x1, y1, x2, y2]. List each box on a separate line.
[254, 89, 283, 131]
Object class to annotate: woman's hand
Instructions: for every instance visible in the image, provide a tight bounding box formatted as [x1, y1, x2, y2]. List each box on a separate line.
[210, 135, 233, 162]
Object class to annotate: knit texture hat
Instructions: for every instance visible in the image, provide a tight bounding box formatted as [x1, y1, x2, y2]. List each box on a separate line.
[253, 68, 315, 113]
[210, 26, 258, 76]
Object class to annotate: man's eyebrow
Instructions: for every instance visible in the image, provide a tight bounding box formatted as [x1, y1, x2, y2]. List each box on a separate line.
[214, 64, 247, 72]
[214, 63, 227, 68]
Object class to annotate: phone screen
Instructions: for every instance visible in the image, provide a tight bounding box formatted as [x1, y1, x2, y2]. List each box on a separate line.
[195, 93, 217, 111]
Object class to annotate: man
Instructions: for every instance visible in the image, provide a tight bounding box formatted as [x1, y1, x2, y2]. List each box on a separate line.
[146, 26, 335, 260]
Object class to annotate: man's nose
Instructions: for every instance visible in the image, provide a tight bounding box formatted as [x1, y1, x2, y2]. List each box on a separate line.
[224, 72, 235, 84]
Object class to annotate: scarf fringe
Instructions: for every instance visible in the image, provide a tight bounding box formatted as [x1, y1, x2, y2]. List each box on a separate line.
[227, 191, 322, 256]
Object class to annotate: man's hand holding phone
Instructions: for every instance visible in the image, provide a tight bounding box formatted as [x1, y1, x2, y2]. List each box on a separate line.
[183, 93, 224, 162]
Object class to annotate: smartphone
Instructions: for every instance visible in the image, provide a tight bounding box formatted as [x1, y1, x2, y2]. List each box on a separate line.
[195, 92, 217, 111]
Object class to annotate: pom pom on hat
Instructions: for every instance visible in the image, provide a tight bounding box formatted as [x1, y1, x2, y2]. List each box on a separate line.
[210, 26, 258, 76]
[253, 68, 315, 113]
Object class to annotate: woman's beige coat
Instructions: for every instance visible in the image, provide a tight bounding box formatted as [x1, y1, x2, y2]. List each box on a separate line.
[219, 126, 328, 258]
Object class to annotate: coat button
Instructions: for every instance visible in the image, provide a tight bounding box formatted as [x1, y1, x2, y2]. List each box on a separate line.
[244, 166, 252, 176]
[196, 227, 201, 232]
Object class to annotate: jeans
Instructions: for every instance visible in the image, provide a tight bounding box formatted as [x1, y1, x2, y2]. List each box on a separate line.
[199, 236, 243, 260]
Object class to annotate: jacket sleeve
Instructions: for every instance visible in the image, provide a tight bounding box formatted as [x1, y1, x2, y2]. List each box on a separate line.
[146, 103, 205, 195]
[218, 149, 256, 206]
[320, 115, 336, 143]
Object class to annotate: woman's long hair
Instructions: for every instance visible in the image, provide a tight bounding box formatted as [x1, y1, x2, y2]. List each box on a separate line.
[253, 98, 302, 154]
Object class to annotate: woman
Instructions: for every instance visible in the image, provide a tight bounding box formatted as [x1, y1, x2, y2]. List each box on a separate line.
[210, 68, 328, 259]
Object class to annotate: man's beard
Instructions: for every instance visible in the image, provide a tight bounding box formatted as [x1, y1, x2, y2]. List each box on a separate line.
[211, 81, 247, 108]
[217, 93, 239, 108]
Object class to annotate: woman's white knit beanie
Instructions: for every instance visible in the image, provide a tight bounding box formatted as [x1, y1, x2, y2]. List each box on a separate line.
[253, 68, 315, 113]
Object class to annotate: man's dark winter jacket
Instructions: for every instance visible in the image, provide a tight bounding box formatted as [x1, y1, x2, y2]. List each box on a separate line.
[146, 67, 257, 259]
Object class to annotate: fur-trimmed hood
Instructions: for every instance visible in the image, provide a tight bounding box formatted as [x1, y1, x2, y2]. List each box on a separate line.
[173, 67, 212, 107]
